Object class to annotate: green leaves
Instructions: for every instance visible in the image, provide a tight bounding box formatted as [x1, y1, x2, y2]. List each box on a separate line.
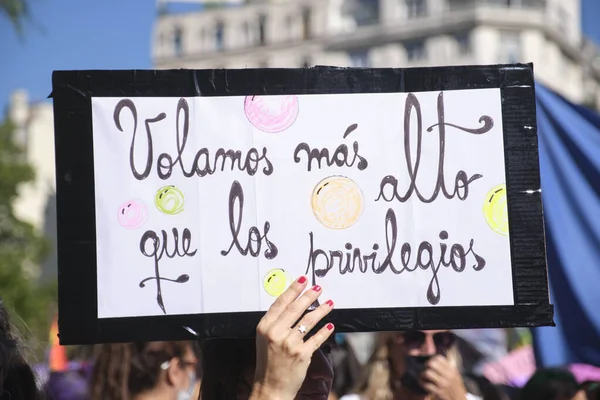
[0, 120, 35, 205]
[0, 117, 56, 359]
[0, 0, 29, 34]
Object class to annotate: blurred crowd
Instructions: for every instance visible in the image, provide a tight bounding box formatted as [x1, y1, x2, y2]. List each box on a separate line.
[2, 295, 600, 400]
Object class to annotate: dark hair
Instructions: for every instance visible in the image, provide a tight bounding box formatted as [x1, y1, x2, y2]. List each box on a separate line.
[200, 338, 255, 399]
[89, 341, 191, 400]
[520, 368, 581, 400]
[329, 338, 362, 398]
[191, 341, 203, 378]
[464, 373, 507, 400]
[0, 299, 43, 400]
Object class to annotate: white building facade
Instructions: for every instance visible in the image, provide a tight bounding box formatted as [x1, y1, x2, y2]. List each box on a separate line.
[9, 90, 57, 281]
[153, 0, 600, 106]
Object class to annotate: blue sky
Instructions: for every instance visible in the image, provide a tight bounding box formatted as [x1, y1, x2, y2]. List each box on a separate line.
[1, 0, 600, 114]
[0, 0, 156, 114]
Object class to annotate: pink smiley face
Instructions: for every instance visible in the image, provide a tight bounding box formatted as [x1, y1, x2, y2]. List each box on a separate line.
[117, 200, 148, 230]
[244, 95, 299, 133]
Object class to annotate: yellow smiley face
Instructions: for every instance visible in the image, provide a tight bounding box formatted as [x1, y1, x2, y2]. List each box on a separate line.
[311, 176, 364, 230]
[483, 184, 509, 236]
[263, 268, 291, 297]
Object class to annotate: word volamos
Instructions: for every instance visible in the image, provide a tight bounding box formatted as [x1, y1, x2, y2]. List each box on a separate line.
[113, 98, 273, 180]
[305, 208, 486, 305]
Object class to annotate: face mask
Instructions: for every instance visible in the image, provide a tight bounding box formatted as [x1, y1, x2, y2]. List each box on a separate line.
[176, 371, 197, 400]
[400, 355, 432, 396]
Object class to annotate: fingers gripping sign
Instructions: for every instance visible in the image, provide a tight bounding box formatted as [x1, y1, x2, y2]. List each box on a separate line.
[251, 276, 335, 400]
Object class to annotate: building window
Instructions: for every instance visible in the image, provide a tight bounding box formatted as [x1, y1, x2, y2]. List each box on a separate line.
[525, 0, 546, 8]
[499, 31, 521, 63]
[199, 27, 206, 50]
[258, 13, 267, 45]
[215, 21, 224, 51]
[285, 15, 294, 41]
[349, 50, 370, 67]
[241, 21, 248, 45]
[557, 5, 568, 36]
[406, 0, 426, 19]
[302, 7, 312, 40]
[490, 0, 545, 7]
[173, 27, 183, 56]
[406, 40, 426, 61]
[341, 0, 380, 27]
[456, 32, 471, 55]
[486, 0, 515, 6]
[558, 50, 570, 78]
[447, 0, 475, 12]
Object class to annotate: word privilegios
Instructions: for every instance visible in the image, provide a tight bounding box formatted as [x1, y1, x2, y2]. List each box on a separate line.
[304, 208, 486, 305]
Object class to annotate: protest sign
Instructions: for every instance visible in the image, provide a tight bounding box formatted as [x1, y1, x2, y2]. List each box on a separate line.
[51, 65, 554, 344]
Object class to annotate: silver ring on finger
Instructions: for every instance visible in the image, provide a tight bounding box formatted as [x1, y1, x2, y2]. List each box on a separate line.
[297, 324, 307, 336]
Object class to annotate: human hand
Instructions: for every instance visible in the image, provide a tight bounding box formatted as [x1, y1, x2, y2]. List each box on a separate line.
[250, 276, 335, 400]
[420, 355, 467, 400]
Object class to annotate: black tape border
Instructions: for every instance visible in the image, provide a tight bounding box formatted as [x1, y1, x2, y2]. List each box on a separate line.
[52, 65, 553, 345]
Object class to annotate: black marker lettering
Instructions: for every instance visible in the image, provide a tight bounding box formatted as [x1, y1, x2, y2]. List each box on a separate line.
[304, 209, 487, 305]
[112, 98, 274, 179]
[294, 123, 368, 171]
[138, 228, 197, 314]
[221, 181, 278, 259]
[376, 92, 492, 203]
[114, 99, 156, 181]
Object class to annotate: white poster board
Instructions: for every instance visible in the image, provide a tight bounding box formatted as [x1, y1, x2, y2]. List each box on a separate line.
[91, 89, 513, 319]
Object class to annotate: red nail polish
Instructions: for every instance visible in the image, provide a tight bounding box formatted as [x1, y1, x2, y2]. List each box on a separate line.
[326, 323, 334, 331]
[297, 276, 307, 284]
[312, 285, 322, 292]
[325, 300, 334, 307]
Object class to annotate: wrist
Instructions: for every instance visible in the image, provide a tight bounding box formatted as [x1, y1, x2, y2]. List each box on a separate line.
[249, 383, 293, 400]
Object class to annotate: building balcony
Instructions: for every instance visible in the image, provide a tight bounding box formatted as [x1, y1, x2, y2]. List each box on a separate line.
[153, 0, 571, 66]
[325, 1, 547, 51]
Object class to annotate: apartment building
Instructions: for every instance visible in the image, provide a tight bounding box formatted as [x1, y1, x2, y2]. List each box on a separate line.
[153, 0, 600, 106]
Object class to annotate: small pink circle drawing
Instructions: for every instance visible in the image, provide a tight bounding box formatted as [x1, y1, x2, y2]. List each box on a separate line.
[244, 95, 299, 133]
[117, 200, 148, 230]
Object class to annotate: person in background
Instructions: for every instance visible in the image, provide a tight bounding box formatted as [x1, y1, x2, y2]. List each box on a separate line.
[200, 275, 336, 399]
[90, 341, 198, 400]
[519, 368, 586, 400]
[582, 381, 600, 400]
[463, 373, 509, 400]
[191, 341, 202, 400]
[44, 314, 89, 400]
[341, 330, 481, 400]
[0, 298, 42, 400]
[329, 334, 363, 399]
[44, 367, 89, 400]
[454, 330, 508, 375]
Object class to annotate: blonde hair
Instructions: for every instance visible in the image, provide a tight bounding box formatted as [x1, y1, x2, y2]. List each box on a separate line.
[352, 332, 462, 400]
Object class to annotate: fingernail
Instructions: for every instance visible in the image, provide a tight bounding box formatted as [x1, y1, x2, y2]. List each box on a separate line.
[325, 300, 334, 307]
[312, 285, 322, 292]
[297, 276, 307, 284]
[326, 323, 334, 331]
